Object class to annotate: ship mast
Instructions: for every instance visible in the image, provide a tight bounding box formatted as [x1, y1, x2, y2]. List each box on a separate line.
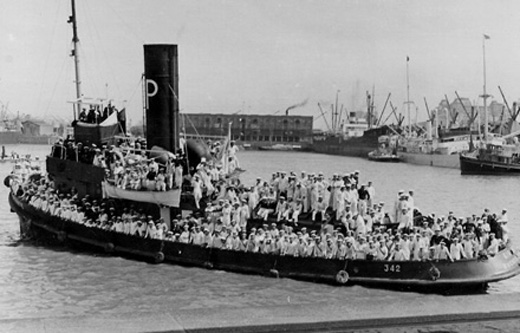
[404, 56, 413, 136]
[68, 0, 82, 114]
[481, 34, 490, 142]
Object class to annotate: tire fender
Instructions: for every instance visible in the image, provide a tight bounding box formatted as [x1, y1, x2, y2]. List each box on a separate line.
[335, 270, 349, 284]
[429, 266, 441, 281]
[154, 251, 165, 264]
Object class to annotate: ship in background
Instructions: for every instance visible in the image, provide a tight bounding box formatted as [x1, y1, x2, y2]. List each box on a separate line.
[310, 90, 396, 158]
[396, 95, 483, 169]
[0, 103, 64, 145]
[459, 89, 520, 174]
[459, 34, 520, 175]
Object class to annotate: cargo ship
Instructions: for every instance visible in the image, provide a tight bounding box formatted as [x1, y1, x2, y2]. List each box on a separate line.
[398, 129, 479, 169]
[311, 124, 394, 158]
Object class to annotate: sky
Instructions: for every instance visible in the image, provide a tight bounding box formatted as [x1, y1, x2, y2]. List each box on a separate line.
[1, 0, 520, 129]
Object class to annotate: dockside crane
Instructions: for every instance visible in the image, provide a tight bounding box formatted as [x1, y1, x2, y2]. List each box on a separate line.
[375, 93, 391, 127]
[498, 85, 520, 134]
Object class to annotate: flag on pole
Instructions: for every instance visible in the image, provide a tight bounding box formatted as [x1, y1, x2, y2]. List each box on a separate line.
[483, 34, 490, 39]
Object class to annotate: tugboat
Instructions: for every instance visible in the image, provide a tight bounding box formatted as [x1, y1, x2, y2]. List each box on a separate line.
[459, 34, 520, 175]
[5, 5, 520, 293]
[459, 133, 520, 175]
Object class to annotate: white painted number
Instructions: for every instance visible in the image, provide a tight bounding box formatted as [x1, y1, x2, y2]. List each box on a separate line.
[383, 264, 401, 273]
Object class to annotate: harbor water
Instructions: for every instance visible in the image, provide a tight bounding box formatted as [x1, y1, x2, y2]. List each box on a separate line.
[1, 144, 519, 321]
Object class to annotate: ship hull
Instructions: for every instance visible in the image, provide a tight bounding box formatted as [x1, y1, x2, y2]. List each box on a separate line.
[0, 131, 58, 145]
[460, 154, 520, 175]
[399, 152, 460, 169]
[311, 126, 393, 159]
[9, 192, 520, 293]
[311, 137, 376, 158]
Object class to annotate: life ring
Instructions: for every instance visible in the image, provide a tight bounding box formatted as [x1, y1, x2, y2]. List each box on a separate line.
[4, 175, 12, 187]
[269, 269, 280, 278]
[57, 231, 67, 242]
[335, 270, 349, 284]
[104, 242, 115, 253]
[154, 251, 165, 264]
[429, 266, 441, 281]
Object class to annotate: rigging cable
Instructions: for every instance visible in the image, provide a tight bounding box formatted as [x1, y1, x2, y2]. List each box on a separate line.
[82, 0, 122, 97]
[104, 1, 146, 45]
[126, 75, 144, 106]
[38, 0, 62, 120]
[45, 52, 71, 115]
[77, 0, 102, 96]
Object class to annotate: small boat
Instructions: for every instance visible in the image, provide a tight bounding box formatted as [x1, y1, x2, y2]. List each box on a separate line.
[367, 150, 401, 162]
[368, 135, 401, 162]
[460, 138, 520, 175]
[258, 144, 302, 151]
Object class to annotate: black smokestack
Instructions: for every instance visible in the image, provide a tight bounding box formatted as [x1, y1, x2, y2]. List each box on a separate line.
[285, 98, 308, 116]
[144, 44, 179, 152]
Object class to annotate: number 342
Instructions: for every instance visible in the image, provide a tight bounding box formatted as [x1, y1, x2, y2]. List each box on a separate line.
[383, 264, 401, 273]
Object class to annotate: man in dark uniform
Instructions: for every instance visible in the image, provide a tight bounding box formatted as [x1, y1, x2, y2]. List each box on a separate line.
[430, 227, 450, 248]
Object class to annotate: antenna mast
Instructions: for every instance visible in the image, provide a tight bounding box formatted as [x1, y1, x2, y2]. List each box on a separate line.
[68, 0, 82, 110]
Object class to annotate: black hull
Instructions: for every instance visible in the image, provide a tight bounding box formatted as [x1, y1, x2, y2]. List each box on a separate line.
[9, 192, 520, 293]
[310, 126, 392, 158]
[460, 155, 520, 175]
[311, 137, 375, 158]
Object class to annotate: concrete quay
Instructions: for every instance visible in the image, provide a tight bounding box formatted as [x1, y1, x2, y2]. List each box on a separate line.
[1, 292, 520, 332]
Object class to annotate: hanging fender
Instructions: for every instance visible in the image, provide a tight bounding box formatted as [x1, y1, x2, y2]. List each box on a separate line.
[335, 270, 349, 284]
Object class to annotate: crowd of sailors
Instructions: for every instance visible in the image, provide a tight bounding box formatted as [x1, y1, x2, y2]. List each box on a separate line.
[14, 163, 511, 261]
[49, 137, 240, 210]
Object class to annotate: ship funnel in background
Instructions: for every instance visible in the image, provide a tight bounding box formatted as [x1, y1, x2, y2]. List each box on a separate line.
[144, 44, 179, 152]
